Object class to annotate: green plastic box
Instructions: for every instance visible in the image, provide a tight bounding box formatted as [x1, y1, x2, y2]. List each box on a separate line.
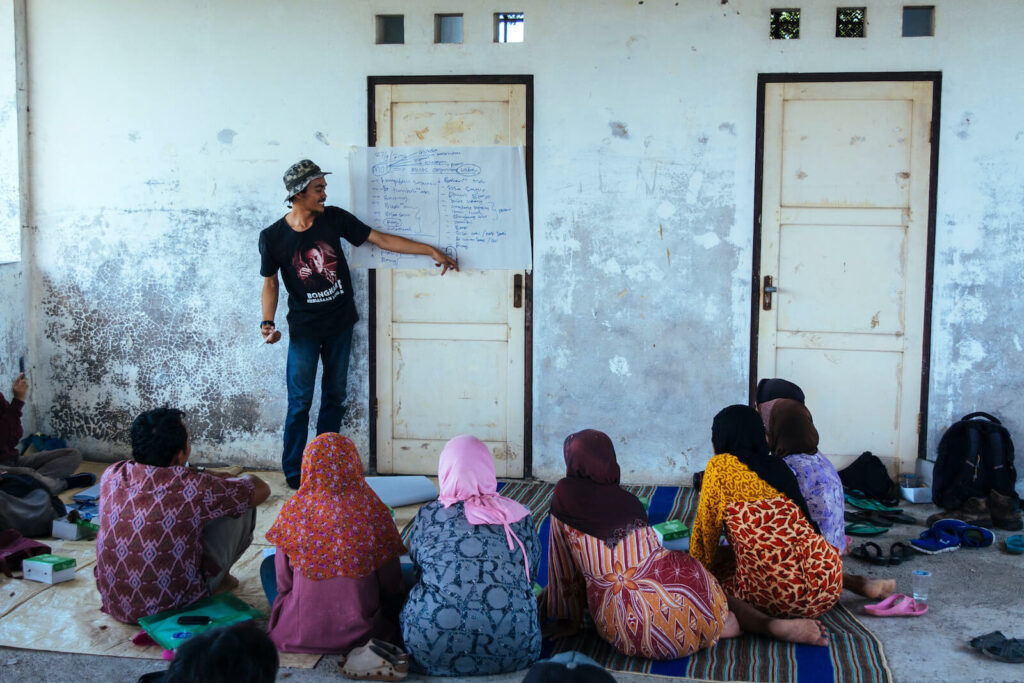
[652, 519, 690, 541]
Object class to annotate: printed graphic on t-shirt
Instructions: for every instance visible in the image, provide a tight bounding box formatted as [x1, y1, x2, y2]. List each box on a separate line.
[291, 240, 344, 303]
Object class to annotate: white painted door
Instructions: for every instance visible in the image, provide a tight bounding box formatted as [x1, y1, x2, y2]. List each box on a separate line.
[758, 81, 933, 473]
[373, 83, 528, 476]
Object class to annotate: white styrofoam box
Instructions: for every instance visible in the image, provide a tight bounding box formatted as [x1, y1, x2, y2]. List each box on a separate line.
[51, 517, 89, 540]
[661, 537, 690, 552]
[901, 485, 932, 504]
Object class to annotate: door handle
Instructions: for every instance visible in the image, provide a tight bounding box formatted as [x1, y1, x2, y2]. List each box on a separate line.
[762, 275, 777, 311]
[513, 273, 523, 308]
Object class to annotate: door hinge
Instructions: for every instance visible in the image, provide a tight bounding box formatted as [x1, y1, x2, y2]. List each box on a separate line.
[374, 397, 378, 421]
[513, 273, 523, 308]
[916, 412, 922, 434]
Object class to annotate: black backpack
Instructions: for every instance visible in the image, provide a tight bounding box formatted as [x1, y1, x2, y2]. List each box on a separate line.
[838, 451, 900, 504]
[933, 412, 1019, 510]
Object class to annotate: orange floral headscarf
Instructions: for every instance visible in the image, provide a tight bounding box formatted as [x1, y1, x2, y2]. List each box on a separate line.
[266, 433, 404, 580]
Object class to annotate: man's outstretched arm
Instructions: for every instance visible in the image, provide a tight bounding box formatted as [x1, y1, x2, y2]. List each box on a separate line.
[366, 230, 459, 275]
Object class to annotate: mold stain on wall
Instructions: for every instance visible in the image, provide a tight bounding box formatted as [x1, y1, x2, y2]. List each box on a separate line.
[35, 204, 370, 465]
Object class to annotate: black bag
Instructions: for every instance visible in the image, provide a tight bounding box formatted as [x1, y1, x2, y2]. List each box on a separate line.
[838, 451, 900, 504]
[0, 473, 67, 537]
[933, 412, 1019, 510]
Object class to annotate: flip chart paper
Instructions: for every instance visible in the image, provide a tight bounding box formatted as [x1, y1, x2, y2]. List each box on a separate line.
[349, 146, 532, 270]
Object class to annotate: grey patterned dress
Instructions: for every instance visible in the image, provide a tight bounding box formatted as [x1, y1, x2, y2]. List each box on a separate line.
[400, 500, 541, 676]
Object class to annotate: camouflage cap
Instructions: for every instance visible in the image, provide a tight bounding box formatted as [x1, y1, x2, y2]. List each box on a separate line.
[283, 159, 331, 202]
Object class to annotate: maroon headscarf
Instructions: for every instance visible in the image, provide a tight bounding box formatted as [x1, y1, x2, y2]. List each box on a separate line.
[549, 429, 649, 546]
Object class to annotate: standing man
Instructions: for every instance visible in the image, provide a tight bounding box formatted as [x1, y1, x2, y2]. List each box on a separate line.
[259, 160, 457, 488]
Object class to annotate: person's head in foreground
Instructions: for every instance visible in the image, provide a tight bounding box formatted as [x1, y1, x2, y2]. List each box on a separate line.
[521, 650, 616, 683]
[137, 622, 279, 683]
[130, 407, 189, 467]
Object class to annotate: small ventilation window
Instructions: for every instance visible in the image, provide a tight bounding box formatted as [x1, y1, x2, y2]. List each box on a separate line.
[435, 14, 463, 44]
[494, 12, 525, 43]
[836, 7, 866, 37]
[770, 8, 800, 40]
[903, 6, 934, 37]
[376, 15, 404, 45]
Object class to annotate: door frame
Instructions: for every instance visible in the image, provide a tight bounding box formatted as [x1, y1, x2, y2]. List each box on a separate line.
[750, 71, 942, 460]
[365, 75, 535, 475]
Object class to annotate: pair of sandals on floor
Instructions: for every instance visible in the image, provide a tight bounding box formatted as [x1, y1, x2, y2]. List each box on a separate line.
[844, 510, 916, 536]
[850, 540, 913, 566]
[843, 493, 916, 536]
[910, 518, 994, 554]
[339, 639, 409, 681]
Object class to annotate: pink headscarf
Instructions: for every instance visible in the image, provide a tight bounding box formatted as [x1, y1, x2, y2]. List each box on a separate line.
[437, 435, 532, 579]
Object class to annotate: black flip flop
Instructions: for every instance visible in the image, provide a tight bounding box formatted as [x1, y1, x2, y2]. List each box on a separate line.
[875, 510, 918, 525]
[846, 522, 889, 537]
[851, 541, 888, 565]
[970, 631, 1024, 663]
[887, 542, 913, 565]
[846, 510, 895, 527]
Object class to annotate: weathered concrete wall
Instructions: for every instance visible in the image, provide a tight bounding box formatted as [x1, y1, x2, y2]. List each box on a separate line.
[0, 0, 17, 266]
[0, 0, 28, 428]
[14, 1, 1024, 482]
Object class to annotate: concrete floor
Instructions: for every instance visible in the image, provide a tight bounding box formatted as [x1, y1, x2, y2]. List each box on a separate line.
[2, 502, 1022, 682]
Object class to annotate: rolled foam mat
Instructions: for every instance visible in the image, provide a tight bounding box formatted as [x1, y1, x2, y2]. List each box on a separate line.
[366, 476, 438, 507]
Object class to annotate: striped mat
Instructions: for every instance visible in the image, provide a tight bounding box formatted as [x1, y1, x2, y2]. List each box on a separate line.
[403, 481, 892, 683]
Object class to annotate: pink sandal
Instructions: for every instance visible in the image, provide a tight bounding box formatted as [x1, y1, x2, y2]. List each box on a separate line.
[863, 593, 928, 617]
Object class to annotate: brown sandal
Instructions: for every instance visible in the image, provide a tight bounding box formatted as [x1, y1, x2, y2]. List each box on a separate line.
[339, 642, 409, 681]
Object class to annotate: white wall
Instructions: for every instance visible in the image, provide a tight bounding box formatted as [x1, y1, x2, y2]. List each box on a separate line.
[13, 0, 1024, 482]
[0, 0, 28, 423]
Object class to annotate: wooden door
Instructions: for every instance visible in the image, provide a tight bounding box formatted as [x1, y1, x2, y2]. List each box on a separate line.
[757, 80, 934, 473]
[372, 82, 529, 476]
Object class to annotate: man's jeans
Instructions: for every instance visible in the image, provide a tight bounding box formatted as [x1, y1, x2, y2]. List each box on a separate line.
[282, 326, 354, 480]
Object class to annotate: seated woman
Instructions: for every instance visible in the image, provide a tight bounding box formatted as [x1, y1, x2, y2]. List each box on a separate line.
[764, 398, 846, 551]
[400, 435, 541, 676]
[765, 397, 895, 599]
[691, 405, 843, 621]
[545, 429, 828, 657]
[264, 433, 406, 654]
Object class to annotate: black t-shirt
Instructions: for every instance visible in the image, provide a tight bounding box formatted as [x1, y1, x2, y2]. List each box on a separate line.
[258, 206, 372, 337]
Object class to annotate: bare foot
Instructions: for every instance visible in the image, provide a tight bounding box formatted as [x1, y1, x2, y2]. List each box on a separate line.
[213, 573, 239, 594]
[768, 618, 829, 647]
[720, 611, 742, 639]
[860, 577, 896, 600]
[845, 573, 896, 599]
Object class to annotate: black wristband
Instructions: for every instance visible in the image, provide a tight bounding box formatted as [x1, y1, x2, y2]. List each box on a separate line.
[261, 320, 275, 328]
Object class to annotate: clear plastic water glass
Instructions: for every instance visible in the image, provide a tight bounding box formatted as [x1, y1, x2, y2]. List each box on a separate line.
[912, 569, 931, 603]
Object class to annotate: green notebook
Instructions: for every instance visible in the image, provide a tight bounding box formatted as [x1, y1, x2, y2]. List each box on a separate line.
[137, 593, 263, 651]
